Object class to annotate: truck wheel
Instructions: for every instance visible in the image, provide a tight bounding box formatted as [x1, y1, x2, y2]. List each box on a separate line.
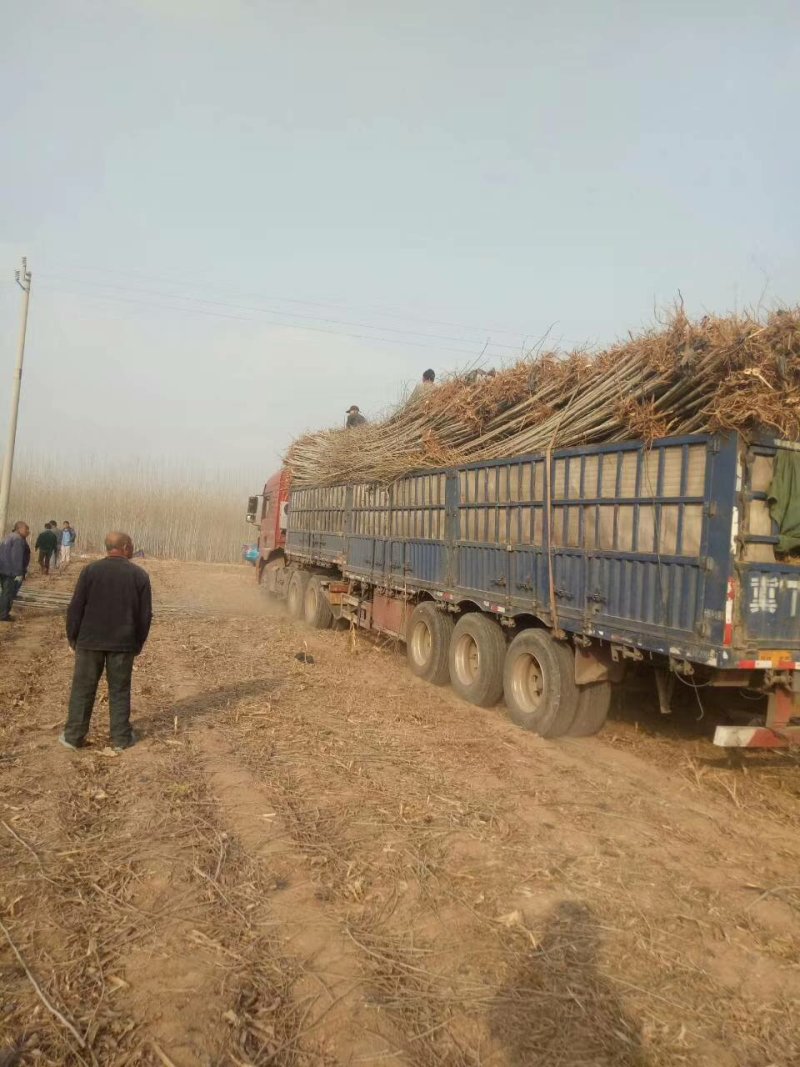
[567, 681, 612, 737]
[449, 613, 506, 707]
[287, 570, 310, 620]
[407, 602, 454, 685]
[503, 629, 579, 738]
[304, 575, 333, 629]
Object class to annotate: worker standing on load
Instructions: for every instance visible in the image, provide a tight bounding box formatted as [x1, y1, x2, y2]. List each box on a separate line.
[408, 368, 436, 405]
[345, 405, 367, 429]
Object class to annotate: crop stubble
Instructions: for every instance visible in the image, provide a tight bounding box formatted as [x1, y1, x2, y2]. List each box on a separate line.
[1, 560, 800, 1065]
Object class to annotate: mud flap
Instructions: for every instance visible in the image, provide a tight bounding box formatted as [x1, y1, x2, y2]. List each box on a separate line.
[574, 642, 625, 685]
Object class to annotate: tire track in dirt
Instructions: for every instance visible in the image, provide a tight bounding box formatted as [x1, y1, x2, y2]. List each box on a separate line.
[2, 567, 349, 1065]
[118, 736, 343, 1067]
[162, 598, 800, 1067]
[138, 624, 410, 1066]
[157, 621, 504, 1065]
[184, 607, 800, 921]
[4, 561, 800, 1066]
[1, 608, 159, 1065]
[1, 612, 224, 1064]
[165, 625, 641, 1064]
[191, 730, 410, 1065]
[124, 595, 422, 1064]
[3, 597, 356, 1065]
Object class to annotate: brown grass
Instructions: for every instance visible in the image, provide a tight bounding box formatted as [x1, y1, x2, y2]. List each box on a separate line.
[7, 457, 251, 562]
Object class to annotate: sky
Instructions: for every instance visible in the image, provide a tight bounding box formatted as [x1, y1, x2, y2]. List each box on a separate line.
[1, 0, 798, 488]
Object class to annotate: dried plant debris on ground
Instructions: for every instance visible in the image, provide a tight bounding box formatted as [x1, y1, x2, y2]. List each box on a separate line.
[287, 306, 800, 485]
[2, 560, 800, 1065]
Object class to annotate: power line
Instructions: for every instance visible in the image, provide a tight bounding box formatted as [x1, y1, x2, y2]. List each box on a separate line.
[38, 281, 515, 358]
[37, 259, 542, 343]
[37, 271, 534, 353]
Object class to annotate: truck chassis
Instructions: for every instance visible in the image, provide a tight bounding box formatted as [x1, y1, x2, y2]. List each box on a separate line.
[253, 432, 800, 747]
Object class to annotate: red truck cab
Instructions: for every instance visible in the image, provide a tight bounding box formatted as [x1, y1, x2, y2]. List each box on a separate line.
[246, 469, 291, 579]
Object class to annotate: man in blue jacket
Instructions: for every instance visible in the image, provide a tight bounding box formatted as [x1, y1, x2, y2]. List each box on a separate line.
[0, 522, 31, 622]
[59, 521, 77, 568]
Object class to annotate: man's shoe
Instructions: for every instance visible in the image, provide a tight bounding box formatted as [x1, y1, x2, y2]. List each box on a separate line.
[113, 730, 138, 754]
[58, 733, 81, 751]
[0, 616, 13, 623]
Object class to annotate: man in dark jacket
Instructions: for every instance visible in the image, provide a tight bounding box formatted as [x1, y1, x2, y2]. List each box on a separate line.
[35, 523, 58, 576]
[48, 519, 58, 572]
[345, 405, 367, 429]
[60, 531, 153, 752]
[0, 522, 31, 622]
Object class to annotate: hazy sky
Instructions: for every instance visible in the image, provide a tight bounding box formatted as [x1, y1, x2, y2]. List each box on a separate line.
[1, 0, 798, 487]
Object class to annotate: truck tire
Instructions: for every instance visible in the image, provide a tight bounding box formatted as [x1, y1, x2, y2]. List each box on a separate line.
[503, 629, 579, 738]
[567, 680, 612, 737]
[449, 613, 506, 707]
[287, 570, 310, 620]
[304, 575, 333, 629]
[407, 602, 454, 685]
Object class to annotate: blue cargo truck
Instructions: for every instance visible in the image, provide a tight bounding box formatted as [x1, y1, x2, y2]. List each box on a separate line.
[252, 430, 800, 748]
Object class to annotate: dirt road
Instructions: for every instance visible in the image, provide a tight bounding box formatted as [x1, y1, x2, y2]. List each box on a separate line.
[2, 560, 800, 1066]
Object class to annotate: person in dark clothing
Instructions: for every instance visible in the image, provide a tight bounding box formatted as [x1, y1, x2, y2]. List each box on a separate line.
[48, 519, 58, 572]
[35, 524, 58, 576]
[60, 531, 153, 752]
[345, 405, 367, 429]
[0, 522, 31, 622]
[408, 369, 436, 406]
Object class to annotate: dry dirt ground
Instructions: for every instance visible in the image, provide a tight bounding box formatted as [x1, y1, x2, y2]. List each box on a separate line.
[2, 559, 800, 1067]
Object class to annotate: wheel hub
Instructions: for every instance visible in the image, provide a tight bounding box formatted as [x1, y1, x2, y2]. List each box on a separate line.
[411, 621, 432, 665]
[510, 652, 544, 713]
[454, 633, 480, 684]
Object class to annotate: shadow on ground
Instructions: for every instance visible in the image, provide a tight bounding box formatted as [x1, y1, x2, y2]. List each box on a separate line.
[138, 677, 280, 735]
[491, 900, 649, 1067]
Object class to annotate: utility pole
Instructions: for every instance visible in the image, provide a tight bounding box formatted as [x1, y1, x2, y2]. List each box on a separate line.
[0, 258, 32, 535]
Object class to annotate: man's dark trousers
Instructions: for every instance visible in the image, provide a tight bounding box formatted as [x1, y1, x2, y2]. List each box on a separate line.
[64, 649, 136, 748]
[0, 573, 18, 620]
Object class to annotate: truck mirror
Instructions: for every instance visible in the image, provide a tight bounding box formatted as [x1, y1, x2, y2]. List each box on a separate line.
[246, 496, 259, 524]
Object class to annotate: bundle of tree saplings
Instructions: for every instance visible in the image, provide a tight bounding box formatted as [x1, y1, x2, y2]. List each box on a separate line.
[286, 307, 800, 486]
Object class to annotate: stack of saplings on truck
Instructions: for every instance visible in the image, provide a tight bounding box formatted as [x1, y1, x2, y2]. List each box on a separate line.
[248, 309, 800, 748]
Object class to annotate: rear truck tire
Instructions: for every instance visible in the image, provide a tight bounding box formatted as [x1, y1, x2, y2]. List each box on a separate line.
[304, 575, 333, 629]
[503, 629, 579, 738]
[449, 613, 506, 707]
[287, 569, 311, 620]
[567, 680, 612, 737]
[407, 602, 454, 685]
